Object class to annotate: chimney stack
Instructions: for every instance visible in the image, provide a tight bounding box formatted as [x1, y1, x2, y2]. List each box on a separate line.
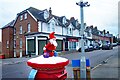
[49, 7, 52, 15]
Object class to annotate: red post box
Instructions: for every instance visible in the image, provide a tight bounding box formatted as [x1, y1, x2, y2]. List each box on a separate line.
[27, 55, 69, 80]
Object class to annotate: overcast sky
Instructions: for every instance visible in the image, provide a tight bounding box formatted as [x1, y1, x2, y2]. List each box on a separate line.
[0, 0, 119, 41]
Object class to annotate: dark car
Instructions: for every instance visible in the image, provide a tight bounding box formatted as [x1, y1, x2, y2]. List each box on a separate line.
[102, 43, 113, 50]
[89, 44, 94, 51]
[78, 46, 89, 52]
[117, 42, 120, 46]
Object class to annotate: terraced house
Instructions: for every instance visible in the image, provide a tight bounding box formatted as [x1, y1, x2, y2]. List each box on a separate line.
[2, 7, 113, 58]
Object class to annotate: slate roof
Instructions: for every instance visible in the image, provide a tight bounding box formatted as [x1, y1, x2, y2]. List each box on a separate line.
[1, 20, 15, 29]
[17, 7, 80, 29]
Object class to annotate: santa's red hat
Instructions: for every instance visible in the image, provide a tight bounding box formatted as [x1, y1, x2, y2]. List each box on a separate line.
[49, 32, 56, 39]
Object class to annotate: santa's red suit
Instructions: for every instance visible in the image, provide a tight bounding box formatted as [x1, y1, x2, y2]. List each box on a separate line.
[43, 32, 57, 57]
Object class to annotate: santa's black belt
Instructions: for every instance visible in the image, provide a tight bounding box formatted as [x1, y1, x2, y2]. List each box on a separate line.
[46, 49, 54, 52]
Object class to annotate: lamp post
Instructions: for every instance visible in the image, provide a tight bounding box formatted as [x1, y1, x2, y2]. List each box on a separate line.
[76, 0, 90, 79]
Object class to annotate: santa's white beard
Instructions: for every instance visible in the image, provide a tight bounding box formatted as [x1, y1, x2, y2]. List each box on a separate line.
[50, 39, 58, 47]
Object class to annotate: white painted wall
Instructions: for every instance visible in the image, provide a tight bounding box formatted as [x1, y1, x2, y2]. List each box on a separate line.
[38, 21, 42, 32]
[42, 22, 50, 33]
[55, 25, 62, 35]
[73, 29, 79, 37]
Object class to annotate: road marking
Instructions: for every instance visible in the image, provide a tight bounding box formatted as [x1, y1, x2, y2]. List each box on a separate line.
[91, 64, 102, 70]
[91, 55, 114, 71]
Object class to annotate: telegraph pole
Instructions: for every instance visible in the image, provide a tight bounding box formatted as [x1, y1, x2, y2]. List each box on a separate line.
[76, 0, 90, 79]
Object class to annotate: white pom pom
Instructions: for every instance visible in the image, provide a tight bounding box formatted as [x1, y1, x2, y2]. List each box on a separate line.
[43, 47, 46, 50]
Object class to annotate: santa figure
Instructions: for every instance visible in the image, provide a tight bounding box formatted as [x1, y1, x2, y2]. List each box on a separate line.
[43, 32, 57, 58]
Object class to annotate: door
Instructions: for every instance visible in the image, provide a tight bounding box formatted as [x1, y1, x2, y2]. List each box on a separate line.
[56, 40, 63, 51]
[27, 39, 35, 55]
[38, 40, 46, 55]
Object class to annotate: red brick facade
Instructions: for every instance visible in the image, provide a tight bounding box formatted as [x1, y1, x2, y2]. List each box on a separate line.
[14, 12, 38, 57]
[2, 27, 14, 58]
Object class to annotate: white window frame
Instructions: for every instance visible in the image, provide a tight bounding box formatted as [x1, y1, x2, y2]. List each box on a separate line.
[14, 40, 16, 48]
[20, 15, 23, 21]
[27, 23, 31, 32]
[20, 25, 22, 34]
[70, 28, 72, 35]
[52, 22, 55, 32]
[48, 24, 50, 31]
[20, 39, 22, 48]
[24, 13, 27, 19]
[14, 28, 16, 35]
[6, 41, 9, 48]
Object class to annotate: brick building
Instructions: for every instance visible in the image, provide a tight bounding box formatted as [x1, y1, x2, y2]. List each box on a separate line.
[1, 20, 14, 58]
[2, 7, 113, 58]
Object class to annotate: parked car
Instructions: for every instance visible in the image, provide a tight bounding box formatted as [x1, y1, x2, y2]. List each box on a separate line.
[93, 43, 100, 50]
[88, 44, 94, 51]
[117, 42, 120, 46]
[102, 43, 113, 50]
[78, 46, 89, 52]
[112, 43, 117, 47]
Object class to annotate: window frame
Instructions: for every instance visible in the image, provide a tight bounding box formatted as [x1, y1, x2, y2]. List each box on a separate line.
[20, 15, 23, 21]
[20, 39, 22, 48]
[24, 13, 27, 19]
[20, 25, 22, 34]
[27, 23, 31, 32]
[6, 40, 9, 48]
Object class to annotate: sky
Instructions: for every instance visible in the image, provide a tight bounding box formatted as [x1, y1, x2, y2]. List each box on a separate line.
[0, 0, 119, 41]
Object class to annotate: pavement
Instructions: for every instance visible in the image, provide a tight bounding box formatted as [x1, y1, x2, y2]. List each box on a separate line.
[91, 53, 119, 79]
[0, 50, 119, 79]
[0, 55, 39, 65]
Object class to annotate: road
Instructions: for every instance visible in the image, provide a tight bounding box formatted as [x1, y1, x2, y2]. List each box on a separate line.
[1, 46, 119, 79]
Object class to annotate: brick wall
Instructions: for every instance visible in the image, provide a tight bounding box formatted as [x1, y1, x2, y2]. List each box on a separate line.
[0, 42, 2, 54]
[14, 12, 38, 57]
[2, 27, 14, 58]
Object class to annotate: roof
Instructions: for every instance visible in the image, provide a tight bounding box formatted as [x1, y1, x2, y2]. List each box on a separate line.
[17, 7, 80, 29]
[1, 20, 15, 29]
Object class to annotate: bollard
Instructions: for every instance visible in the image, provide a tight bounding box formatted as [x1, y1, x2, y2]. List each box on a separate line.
[72, 59, 80, 80]
[86, 59, 91, 80]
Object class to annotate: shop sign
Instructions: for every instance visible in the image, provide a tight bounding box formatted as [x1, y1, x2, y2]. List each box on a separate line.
[68, 39, 78, 42]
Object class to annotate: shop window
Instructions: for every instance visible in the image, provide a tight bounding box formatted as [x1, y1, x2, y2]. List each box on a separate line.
[69, 41, 76, 50]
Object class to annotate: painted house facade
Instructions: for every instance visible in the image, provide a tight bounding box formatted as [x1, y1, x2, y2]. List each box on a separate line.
[2, 7, 113, 58]
[2, 7, 82, 58]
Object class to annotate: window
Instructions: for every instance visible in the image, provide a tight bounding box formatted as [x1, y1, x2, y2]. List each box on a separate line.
[20, 26, 22, 34]
[67, 28, 69, 34]
[52, 22, 55, 32]
[70, 28, 72, 35]
[24, 13, 27, 19]
[27, 23, 31, 32]
[44, 10, 49, 19]
[20, 15, 23, 21]
[69, 41, 76, 50]
[14, 40, 16, 48]
[48, 24, 50, 31]
[6, 41, 9, 48]
[14, 28, 16, 35]
[20, 39, 22, 48]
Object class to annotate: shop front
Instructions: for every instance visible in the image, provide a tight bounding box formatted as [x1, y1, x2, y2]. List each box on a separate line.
[65, 37, 79, 51]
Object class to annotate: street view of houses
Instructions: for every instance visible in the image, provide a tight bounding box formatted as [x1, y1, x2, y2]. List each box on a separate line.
[0, 0, 119, 80]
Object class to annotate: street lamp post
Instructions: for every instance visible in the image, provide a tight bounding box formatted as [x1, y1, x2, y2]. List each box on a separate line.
[76, 0, 90, 79]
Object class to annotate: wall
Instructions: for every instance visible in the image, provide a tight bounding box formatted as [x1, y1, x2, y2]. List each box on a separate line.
[14, 12, 38, 57]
